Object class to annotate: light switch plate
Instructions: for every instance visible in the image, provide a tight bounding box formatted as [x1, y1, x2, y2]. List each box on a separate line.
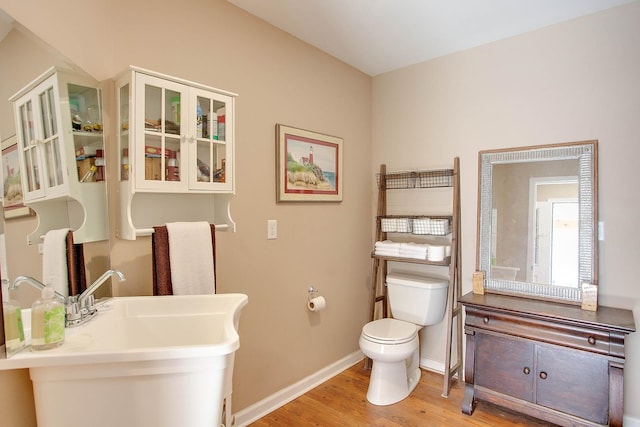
[267, 219, 277, 240]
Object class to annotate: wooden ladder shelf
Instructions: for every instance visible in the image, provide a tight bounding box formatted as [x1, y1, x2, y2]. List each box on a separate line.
[367, 158, 462, 397]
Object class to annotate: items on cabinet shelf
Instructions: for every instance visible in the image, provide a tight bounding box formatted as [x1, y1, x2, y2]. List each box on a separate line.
[368, 160, 462, 398]
[94, 149, 105, 182]
[121, 148, 129, 180]
[217, 107, 226, 141]
[166, 151, 179, 181]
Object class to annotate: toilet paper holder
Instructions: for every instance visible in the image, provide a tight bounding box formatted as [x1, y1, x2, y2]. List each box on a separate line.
[308, 286, 318, 301]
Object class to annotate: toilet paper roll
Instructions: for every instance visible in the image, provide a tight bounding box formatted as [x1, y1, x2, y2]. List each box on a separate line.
[307, 296, 326, 312]
[427, 245, 446, 262]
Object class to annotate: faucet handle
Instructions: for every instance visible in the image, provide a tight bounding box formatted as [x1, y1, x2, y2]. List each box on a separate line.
[66, 300, 81, 324]
[83, 294, 96, 313]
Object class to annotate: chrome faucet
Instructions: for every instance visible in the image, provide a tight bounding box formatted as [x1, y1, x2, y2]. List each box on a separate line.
[79, 269, 126, 307]
[10, 276, 68, 302]
[66, 269, 126, 327]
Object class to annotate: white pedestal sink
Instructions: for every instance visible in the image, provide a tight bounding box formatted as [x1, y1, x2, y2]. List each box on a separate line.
[7, 294, 248, 427]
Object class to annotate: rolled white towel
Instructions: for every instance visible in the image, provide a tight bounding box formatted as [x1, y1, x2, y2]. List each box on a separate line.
[427, 245, 446, 262]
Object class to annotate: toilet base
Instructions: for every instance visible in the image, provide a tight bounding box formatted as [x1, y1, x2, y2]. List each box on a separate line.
[365, 346, 421, 406]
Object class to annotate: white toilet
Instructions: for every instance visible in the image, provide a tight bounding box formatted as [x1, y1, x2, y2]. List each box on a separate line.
[359, 271, 449, 405]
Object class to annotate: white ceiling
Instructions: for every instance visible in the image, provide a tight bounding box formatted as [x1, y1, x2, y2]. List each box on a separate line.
[228, 0, 636, 76]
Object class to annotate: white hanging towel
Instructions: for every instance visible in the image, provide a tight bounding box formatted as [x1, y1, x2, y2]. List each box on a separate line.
[42, 228, 70, 298]
[166, 221, 215, 295]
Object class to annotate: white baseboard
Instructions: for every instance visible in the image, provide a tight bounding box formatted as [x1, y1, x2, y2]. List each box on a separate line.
[233, 350, 364, 427]
[625, 415, 640, 427]
[420, 357, 445, 374]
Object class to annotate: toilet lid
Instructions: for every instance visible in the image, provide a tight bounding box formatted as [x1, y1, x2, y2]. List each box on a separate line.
[362, 318, 418, 344]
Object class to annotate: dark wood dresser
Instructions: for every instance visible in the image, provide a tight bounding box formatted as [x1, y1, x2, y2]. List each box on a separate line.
[460, 292, 635, 427]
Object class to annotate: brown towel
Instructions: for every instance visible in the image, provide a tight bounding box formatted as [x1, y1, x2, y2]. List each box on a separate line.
[66, 232, 87, 296]
[152, 224, 216, 296]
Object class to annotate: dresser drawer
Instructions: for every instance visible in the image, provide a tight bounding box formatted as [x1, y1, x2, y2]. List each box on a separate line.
[465, 307, 611, 355]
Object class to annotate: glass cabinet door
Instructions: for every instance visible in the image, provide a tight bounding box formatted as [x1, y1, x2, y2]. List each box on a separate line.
[15, 77, 67, 201]
[38, 85, 65, 192]
[190, 87, 232, 191]
[67, 82, 104, 183]
[16, 98, 43, 198]
[135, 74, 186, 189]
[118, 83, 130, 181]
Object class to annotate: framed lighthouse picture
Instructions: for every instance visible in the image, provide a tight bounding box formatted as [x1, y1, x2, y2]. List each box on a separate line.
[276, 124, 343, 202]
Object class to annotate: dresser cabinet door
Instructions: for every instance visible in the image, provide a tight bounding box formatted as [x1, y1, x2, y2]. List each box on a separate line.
[536, 344, 609, 424]
[475, 333, 534, 402]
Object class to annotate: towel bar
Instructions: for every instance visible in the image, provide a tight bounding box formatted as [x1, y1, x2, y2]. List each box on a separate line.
[136, 224, 229, 236]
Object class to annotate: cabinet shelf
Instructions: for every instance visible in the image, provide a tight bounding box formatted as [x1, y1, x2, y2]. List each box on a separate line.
[377, 168, 454, 189]
[371, 253, 450, 266]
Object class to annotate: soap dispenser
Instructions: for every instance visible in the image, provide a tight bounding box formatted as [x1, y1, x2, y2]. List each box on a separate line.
[2, 282, 26, 354]
[31, 285, 65, 351]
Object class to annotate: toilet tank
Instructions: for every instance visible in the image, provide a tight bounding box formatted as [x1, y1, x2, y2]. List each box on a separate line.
[386, 271, 449, 326]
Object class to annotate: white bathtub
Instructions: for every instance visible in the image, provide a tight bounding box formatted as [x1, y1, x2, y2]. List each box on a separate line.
[9, 294, 248, 427]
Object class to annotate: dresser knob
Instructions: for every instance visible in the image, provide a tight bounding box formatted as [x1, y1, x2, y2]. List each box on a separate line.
[483, 316, 489, 324]
[539, 371, 548, 380]
[588, 336, 596, 345]
[523, 367, 530, 375]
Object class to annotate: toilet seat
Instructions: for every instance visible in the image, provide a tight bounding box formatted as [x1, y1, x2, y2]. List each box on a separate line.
[362, 318, 418, 345]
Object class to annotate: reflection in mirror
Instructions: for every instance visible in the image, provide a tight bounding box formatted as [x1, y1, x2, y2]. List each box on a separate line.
[491, 160, 579, 286]
[478, 141, 597, 304]
[0, 9, 111, 357]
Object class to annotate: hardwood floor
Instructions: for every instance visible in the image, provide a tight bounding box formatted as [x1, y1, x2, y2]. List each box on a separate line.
[249, 361, 555, 426]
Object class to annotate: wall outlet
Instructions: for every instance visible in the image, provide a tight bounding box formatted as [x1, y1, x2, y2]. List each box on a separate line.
[267, 219, 277, 240]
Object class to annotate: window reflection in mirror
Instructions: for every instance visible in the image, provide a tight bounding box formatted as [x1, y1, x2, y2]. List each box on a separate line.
[491, 160, 579, 287]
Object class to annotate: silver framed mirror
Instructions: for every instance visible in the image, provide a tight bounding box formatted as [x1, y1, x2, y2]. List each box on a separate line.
[477, 140, 598, 305]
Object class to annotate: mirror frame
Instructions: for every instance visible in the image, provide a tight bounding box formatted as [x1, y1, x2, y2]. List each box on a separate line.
[477, 140, 598, 305]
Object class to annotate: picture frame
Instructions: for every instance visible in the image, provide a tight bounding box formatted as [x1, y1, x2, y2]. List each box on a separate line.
[1, 135, 32, 219]
[276, 124, 343, 202]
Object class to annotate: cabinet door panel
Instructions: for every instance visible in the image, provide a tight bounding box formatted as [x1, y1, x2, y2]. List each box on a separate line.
[135, 74, 187, 190]
[536, 345, 609, 424]
[476, 333, 534, 402]
[17, 99, 44, 197]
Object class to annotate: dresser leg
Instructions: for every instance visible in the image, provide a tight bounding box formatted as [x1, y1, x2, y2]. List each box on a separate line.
[461, 384, 476, 415]
[609, 363, 624, 427]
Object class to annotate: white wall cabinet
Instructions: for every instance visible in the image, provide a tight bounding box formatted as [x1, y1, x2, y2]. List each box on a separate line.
[10, 67, 108, 244]
[116, 67, 236, 239]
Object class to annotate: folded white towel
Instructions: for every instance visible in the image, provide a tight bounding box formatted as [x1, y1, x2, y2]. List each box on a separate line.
[42, 228, 70, 298]
[166, 222, 215, 295]
[375, 240, 401, 249]
[375, 249, 401, 257]
[399, 242, 429, 253]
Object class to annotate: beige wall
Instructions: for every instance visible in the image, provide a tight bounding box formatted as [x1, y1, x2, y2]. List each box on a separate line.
[0, 0, 372, 419]
[372, 1, 640, 421]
